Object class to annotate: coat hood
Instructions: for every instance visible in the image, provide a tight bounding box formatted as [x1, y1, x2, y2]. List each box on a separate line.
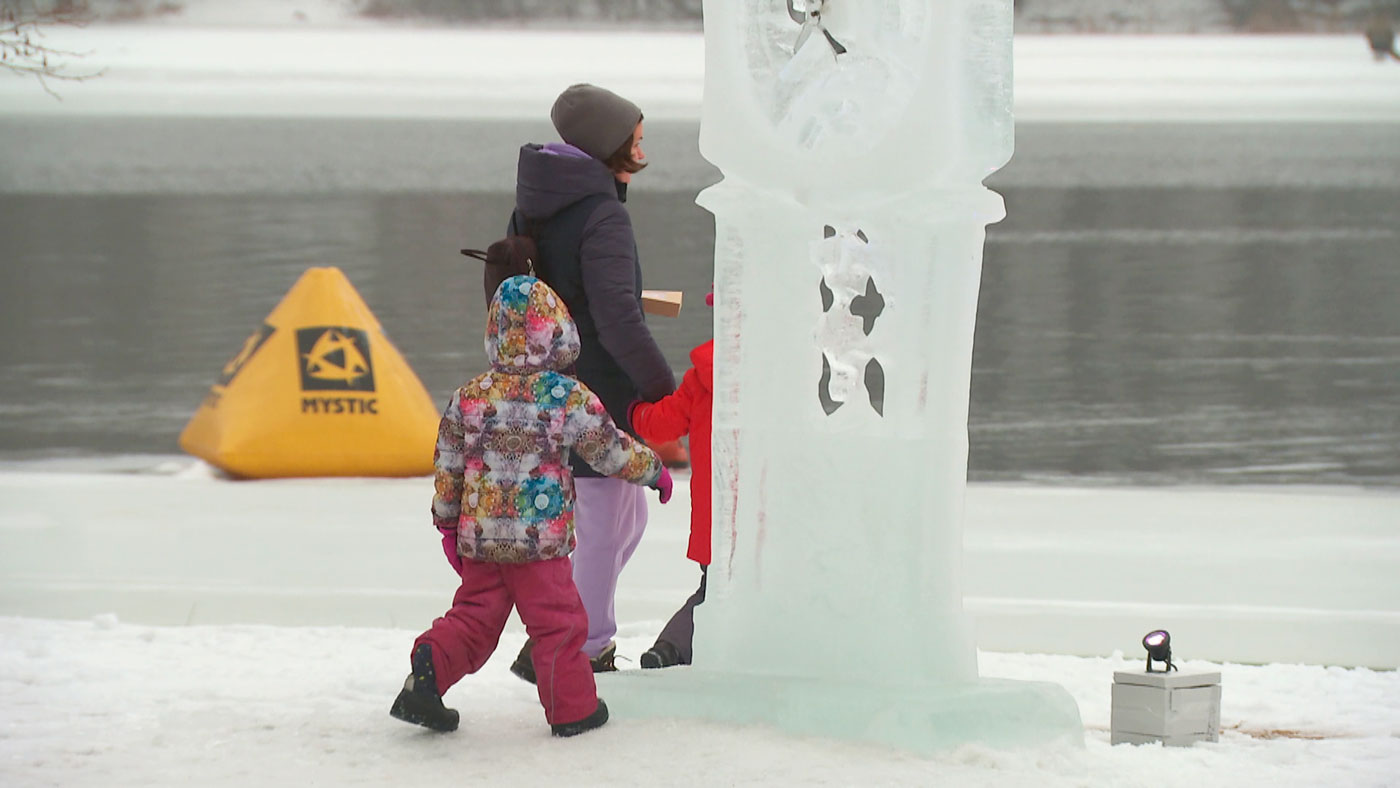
[515, 143, 624, 221]
[485, 275, 581, 374]
[690, 339, 714, 393]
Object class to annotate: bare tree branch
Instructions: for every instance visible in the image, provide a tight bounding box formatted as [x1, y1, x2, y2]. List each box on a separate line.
[1, 4, 104, 99]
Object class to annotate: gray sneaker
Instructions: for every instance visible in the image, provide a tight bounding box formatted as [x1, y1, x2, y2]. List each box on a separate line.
[590, 641, 619, 673]
[510, 639, 617, 684]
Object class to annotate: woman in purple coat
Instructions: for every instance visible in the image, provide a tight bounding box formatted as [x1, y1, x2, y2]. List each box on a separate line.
[507, 84, 678, 679]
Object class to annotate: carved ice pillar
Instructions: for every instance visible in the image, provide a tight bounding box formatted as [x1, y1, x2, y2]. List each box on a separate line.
[601, 0, 1084, 752]
[702, 193, 1000, 681]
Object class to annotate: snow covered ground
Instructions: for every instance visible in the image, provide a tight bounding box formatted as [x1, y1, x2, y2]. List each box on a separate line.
[2, 613, 1398, 788]
[2, 612, 1396, 788]
[1, 462, 1398, 787]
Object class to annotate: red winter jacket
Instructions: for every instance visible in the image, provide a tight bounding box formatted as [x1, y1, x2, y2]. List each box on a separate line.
[631, 339, 713, 565]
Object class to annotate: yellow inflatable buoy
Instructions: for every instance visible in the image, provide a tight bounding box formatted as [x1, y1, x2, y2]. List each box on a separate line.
[179, 267, 440, 479]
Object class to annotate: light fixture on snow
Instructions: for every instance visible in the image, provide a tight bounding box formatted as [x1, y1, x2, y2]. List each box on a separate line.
[1142, 629, 1176, 673]
[1113, 629, 1219, 746]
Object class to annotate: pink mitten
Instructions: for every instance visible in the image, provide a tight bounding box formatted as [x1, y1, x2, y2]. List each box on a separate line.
[650, 467, 673, 504]
[439, 527, 463, 575]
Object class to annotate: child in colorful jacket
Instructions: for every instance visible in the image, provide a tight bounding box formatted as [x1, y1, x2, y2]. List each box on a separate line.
[390, 275, 672, 738]
[627, 292, 714, 669]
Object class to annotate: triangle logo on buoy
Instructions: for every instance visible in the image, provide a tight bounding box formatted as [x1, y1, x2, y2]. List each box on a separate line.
[179, 267, 440, 479]
[297, 327, 375, 391]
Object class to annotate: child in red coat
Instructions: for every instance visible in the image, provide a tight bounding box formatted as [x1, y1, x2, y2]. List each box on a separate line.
[628, 294, 713, 668]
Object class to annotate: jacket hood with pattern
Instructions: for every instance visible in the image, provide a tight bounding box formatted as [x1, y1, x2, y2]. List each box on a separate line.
[433, 274, 662, 564]
[485, 275, 581, 374]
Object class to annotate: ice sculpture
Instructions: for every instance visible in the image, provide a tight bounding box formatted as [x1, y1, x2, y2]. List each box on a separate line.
[598, 0, 1084, 752]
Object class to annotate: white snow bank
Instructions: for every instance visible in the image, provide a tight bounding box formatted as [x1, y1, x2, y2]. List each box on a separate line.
[1, 466, 1395, 668]
[1, 26, 1397, 121]
[964, 484, 1400, 669]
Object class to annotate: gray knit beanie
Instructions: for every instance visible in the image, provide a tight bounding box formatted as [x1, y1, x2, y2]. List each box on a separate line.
[550, 84, 642, 161]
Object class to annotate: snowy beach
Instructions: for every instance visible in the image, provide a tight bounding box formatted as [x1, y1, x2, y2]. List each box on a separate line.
[2, 7, 1400, 786]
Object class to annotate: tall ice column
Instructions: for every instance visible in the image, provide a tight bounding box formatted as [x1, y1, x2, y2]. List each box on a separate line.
[601, 0, 1084, 752]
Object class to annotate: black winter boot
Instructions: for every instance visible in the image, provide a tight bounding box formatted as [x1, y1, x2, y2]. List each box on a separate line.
[551, 699, 610, 738]
[509, 639, 536, 685]
[389, 643, 460, 732]
[639, 639, 681, 669]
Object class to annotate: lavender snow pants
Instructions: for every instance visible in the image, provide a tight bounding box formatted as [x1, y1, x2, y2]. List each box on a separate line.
[572, 476, 649, 658]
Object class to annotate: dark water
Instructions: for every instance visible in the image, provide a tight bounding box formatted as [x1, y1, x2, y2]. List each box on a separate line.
[1, 118, 1397, 487]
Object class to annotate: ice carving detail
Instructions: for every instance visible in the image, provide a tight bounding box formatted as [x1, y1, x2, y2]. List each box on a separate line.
[814, 225, 885, 416]
[786, 0, 847, 56]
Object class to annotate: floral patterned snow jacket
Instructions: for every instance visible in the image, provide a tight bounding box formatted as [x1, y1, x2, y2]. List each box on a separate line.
[432, 275, 664, 564]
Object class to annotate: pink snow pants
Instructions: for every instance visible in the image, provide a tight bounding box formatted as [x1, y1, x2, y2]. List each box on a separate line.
[415, 556, 598, 726]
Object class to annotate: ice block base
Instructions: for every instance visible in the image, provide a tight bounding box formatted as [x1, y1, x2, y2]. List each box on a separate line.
[597, 668, 1084, 754]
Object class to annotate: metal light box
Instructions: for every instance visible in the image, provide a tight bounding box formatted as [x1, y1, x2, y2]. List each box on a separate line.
[1111, 670, 1221, 746]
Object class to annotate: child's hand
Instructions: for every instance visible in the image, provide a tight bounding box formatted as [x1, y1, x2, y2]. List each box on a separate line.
[650, 467, 673, 504]
[438, 527, 463, 575]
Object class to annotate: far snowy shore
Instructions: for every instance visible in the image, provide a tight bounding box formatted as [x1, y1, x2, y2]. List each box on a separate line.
[1, 27, 1397, 121]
